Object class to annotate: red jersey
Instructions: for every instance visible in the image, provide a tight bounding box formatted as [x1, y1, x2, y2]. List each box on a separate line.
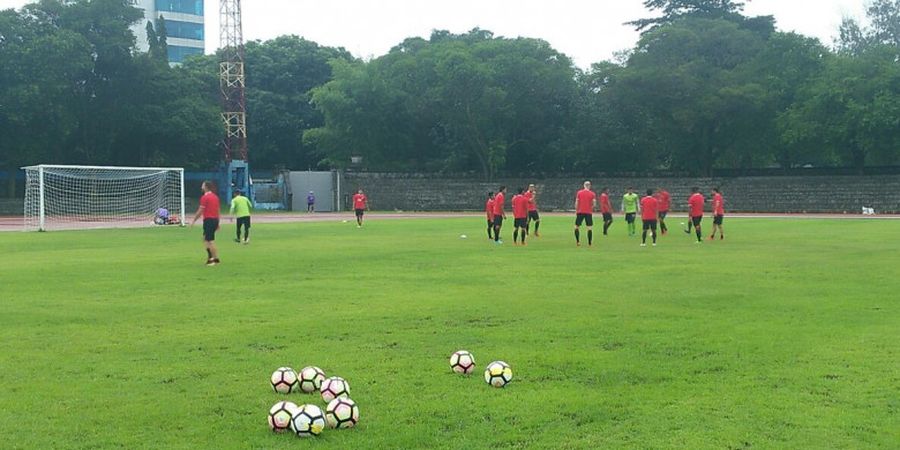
[688, 193, 705, 217]
[493, 192, 505, 216]
[353, 194, 367, 210]
[599, 193, 612, 213]
[524, 191, 537, 212]
[512, 195, 529, 219]
[713, 193, 725, 215]
[641, 196, 659, 221]
[655, 190, 671, 212]
[199, 191, 220, 219]
[485, 199, 494, 219]
[575, 189, 595, 214]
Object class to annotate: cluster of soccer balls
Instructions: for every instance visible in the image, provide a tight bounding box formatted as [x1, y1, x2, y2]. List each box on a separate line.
[267, 366, 360, 438]
[450, 350, 513, 387]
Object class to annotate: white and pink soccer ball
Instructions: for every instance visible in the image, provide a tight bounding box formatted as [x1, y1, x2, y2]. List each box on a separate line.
[450, 350, 476, 374]
[325, 397, 360, 429]
[320, 376, 350, 403]
[267, 401, 299, 432]
[270, 367, 299, 394]
[298, 366, 326, 394]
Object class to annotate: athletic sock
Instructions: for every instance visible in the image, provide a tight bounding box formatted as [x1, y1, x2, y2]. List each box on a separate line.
[494, 228, 500, 242]
[575, 229, 580, 243]
[206, 249, 212, 259]
[588, 230, 593, 246]
[603, 222, 609, 235]
[535, 222, 540, 235]
[696, 229, 702, 242]
[521, 231, 526, 244]
[653, 231, 657, 244]
[642, 231, 647, 244]
[513, 229, 519, 242]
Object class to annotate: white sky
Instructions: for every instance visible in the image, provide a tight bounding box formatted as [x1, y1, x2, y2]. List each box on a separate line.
[0, 0, 869, 67]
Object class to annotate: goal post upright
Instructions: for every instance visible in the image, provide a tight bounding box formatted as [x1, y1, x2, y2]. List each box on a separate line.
[179, 168, 186, 227]
[38, 166, 45, 232]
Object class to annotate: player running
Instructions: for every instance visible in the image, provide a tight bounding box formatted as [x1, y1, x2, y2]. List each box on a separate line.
[230, 189, 252, 244]
[485, 192, 495, 240]
[512, 188, 529, 246]
[492, 186, 507, 244]
[622, 187, 640, 237]
[524, 184, 541, 237]
[190, 181, 221, 266]
[574, 181, 597, 247]
[710, 187, 725, 240]
[683, 187, 704, 243]
[599, 187, 613, 235]
[655, 187, 671, 235]
[352, 189, 368, 228]
[640, 189, 659, 247]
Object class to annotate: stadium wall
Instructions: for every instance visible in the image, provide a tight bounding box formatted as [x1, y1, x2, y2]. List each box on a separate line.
[339, 173, 900, 214]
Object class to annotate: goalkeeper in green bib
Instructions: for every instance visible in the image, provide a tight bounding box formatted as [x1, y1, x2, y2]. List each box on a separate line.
[230, 190, 253, 244]
[622, 187, 640, 237]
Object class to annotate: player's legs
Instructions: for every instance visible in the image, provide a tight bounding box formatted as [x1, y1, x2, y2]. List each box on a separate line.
[493, 215, 503, 243]
[693, 216, 703, 242]
[574, 215, 583, 246]
[487, 220, 494, 240]
[203, 218, 220, 265]
[586, 215, 594, 246]
[529, 211, 541, 237]
[684, 217, 693, 234]
[603, 213, 613, 235]
[355, 209, 364, 226]
[641, 220, 649, 245]
[659, 211, 668, 234]
[651, 221, 658, 244]
[235, 220, 242, 242]
[243, 217, 251, 242]
[626, 213, 635, 236]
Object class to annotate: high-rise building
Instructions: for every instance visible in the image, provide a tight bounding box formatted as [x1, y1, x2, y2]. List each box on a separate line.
[130, 0, 205, 64]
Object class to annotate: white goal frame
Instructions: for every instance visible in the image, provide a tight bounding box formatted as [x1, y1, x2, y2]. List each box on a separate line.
[22, 164, 186, 232]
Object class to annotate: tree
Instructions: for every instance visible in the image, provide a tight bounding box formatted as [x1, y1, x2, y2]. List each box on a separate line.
[629, 0, 747, 32]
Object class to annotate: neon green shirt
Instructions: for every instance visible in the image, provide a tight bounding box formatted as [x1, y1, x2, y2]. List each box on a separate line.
[230, 195, 252, 218]
[622, 193, 639, 213]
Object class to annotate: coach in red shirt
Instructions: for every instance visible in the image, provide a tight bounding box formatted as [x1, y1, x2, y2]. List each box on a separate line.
[492, 186, 507, 244]
[685, 187, 705, 243]
[640, 189, 659, 247]
[512, 188, 530, 246]
[191, 181, 221, 266]
[574, 181, 597, 247]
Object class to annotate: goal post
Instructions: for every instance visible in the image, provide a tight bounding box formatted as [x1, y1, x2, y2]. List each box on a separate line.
[22, 164, 186, 232]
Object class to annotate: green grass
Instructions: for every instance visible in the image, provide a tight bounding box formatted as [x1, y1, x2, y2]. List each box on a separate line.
[1, 217, 898, 449]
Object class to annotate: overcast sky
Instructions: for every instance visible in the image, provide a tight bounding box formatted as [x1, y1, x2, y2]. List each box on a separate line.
[1, 0, 869, 67]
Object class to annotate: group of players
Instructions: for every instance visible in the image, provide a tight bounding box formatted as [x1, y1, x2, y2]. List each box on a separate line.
[485, 183, 726, 247]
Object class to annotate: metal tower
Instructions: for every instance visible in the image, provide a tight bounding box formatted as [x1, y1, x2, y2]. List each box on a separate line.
[220, 0, 249, 199]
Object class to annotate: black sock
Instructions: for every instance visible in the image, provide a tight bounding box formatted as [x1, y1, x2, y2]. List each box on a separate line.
[513, 229, 519, 242]
[661, 221, 667, 233]
[653, 230, 657, 243]
[588, 230, 593, 245]
[236, 229, 241, 240]
[244, 229, 249, 240]
[535, 222, 540, 234]
[488, 226, 493, 239]
[494, 227, 500, 241]
[575, 229, 580, 243]
[521, 231, 526, 244]
[603, 221, 609, 235]
[206, 249, 212, 259]
[696, 229, 702, 242]
[642, 230, 647, 243]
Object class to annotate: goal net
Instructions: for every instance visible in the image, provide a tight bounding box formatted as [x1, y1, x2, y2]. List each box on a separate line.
[22, 165, 185, 232]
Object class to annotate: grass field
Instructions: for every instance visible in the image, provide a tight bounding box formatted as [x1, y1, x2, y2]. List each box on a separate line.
[1, 216, 898, 449]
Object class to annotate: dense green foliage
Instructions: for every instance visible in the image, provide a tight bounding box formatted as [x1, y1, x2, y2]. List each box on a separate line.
[1, 0, 899, 185]
[1, 217, 898, 448]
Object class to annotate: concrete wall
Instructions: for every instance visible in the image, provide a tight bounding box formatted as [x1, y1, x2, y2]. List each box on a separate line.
[340, 173, 900, 214]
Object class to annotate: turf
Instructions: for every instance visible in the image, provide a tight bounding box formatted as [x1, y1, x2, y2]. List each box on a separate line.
[0, 217, 897, 449]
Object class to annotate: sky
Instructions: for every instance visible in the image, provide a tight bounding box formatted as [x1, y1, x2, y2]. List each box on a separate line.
[0, 0, 869, 68]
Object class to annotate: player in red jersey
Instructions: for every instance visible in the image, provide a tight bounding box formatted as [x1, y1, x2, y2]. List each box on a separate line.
[485, 192, 495, 240]
[190, 181, 221, 266]
[574, 181, 597, 247]
[655, 187, 671, 235]
[710, 187, 725, 240]
[599, 187, 613, 235]
[683, 187, 705, 243]
[492, 186, 507, 244]
[524, 184, 541, 237]
[512, 188, 530, 245]
[352, 189, 368, 227]
[640, 189, 659, 247]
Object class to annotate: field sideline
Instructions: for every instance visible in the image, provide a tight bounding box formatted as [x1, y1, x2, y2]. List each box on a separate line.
[1, 217, 898, 449]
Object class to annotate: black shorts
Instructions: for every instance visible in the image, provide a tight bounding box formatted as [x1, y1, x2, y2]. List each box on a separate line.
[713, 215, 724, 225]
[659, 211, 668, 220]
[528, 211, 540, 221]
[203, 218, 219, 241]
[625, 213, 636, 223]
[575, 213, 593, 227]
[643, 220, 658, 231]
[236, 216, 251, 228]
[514, 218, 527, 228]
[355, 209, 365, 217]
[493, 215, 504, 227]
[602, 212, 613, 222]
[692, 216, 703, 227]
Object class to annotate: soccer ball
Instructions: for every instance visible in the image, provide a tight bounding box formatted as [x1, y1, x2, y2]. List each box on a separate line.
[450, 350, 476, 374]
[484, 361, 512, 388]
[298, 366, 326, 394]
[271, 367, 299, 394]
[290, 404, 326, 438]
[267, 401, 299, 432]
[320, 376, 350, 403]
[460, 234, 468, 239]
[325, 397, 360, 429]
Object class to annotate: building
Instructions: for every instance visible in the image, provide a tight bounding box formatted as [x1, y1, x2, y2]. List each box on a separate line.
[130, 0, 205, 64]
